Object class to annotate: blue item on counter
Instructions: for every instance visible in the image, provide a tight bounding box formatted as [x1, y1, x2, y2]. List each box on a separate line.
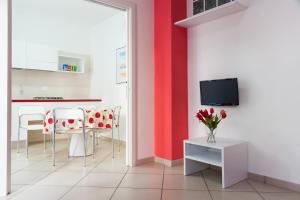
[63, 64, 68, 71]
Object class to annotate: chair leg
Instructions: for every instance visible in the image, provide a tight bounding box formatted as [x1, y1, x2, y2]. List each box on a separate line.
[100, 134, 102, 149]
[83, 132, 87, 167]
[112, 128, 115, 159]
[67, 135, 70, 159]
[26, 132, 29, 159]
[52, 133, 56, 166]
[93, 131, 96, 159]
[17, 128, 20, 153]
[118, 126, 121, 152]
[96, 133, 99, 145]
[44, 134, 46, 152]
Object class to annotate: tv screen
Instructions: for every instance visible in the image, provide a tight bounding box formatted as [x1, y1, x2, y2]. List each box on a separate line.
[200, 78, 239, 106]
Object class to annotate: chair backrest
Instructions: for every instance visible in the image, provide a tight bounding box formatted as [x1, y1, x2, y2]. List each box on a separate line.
[18, 106, 46, 129]
[19, 105, 45, 116]
[77, 105, 96, 124]
[52, 107, 86, 133]
[53, 107, 85, 121]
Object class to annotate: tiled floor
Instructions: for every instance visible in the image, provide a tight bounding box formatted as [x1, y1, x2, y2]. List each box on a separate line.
[5, 140, 300, 200]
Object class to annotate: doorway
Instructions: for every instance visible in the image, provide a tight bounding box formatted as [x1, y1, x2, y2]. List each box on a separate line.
[1, 0, 137, 196]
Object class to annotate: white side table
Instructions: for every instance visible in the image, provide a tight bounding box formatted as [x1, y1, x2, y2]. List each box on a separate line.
[184, 137, 248, 188]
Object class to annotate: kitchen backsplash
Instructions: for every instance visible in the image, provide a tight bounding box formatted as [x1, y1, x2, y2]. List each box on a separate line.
[12, 68, 91, 99]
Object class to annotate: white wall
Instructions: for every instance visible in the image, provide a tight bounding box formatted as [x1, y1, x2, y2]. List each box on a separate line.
[188, 0, 300, 184]
[12, 12, 92, 99]
[90, 12, 127, 141]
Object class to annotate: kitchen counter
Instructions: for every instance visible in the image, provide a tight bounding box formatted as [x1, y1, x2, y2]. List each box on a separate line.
[12, 99, 102, 103]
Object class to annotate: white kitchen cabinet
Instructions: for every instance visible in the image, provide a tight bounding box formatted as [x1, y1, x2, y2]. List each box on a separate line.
[12, 40, 58, 71]
[26, 42, 58, 71]
[12, 40, 27, 69]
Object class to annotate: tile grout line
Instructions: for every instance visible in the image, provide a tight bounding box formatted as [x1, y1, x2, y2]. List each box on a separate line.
[160, 165, 165, 200]
[201, 171, 214, 200]
[109, 167, 130, 200]
[11, 147, 67, 175]
[9, 149, 83, 199]
[56, 152, 113, 200]
[246, 180, 266, 200]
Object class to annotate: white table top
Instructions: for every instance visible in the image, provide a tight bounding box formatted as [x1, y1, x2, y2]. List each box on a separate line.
[184, 137, 247, 150]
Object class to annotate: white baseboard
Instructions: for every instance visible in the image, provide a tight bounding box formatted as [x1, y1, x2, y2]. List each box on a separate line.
[248, 172, 300, 192]
[154, 157, 183, 167]
[136, 157, 154, 166]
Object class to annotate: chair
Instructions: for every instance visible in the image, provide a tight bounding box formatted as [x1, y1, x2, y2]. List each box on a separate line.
[94, 106, 122, 158]
[49, 107, 88, 166]
[18, 106, 46, 158]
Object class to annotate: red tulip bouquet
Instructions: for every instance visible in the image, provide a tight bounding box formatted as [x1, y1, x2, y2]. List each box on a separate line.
[196, 108, 227, 143]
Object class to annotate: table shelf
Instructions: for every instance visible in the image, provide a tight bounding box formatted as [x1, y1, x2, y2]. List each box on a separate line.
[175, 0, 249, 28]
[186, 154, 222, 167]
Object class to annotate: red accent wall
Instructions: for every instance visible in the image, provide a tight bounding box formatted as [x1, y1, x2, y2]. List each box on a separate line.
[154, 0, 188, 161]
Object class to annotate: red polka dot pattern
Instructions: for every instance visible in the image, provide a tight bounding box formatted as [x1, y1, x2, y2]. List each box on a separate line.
[89, 117, 94, 124]
[43, 108, 117, 133]
[48, 118, 54, 124]
[95, 112, 101, 118]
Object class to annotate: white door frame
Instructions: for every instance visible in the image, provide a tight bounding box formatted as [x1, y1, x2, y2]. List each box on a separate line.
[0, 0, 137, 196]
[0, 0, 11, 196]
[89, 0, 137, 167]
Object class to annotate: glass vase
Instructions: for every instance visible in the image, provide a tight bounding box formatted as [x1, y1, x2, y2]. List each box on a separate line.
[206, 128, 217, 143]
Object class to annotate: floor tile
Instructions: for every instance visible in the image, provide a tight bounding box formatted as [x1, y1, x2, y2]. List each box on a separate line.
[164, 165, 184, 175]
[36, 171, 85, 186]
[202, 169, 253, 191]
[120, 174, 163, 189]
[261, 192, 300, 200]
[210, 191, 263, 200]
[127, 163, 164, 174]
[112, 188, 161, 200]
[23, 161, 66, 172]
[11, 159, 41, 174]
[163, 174, 207, 190]
[10, 186, 70, 200]
[78, 173, 124, 187]
[56, 161, 97, 173]
[248, 180, 291, 193]
[162, 190, 212, 200]
[61, 186, 115, 200]
[92, 159, 128, 173]
[12, 170, 49, 185]
[11, 185, 28, 194]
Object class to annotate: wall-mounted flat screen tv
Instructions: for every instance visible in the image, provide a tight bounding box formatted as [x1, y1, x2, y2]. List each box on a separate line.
[200, 78, 239, 106]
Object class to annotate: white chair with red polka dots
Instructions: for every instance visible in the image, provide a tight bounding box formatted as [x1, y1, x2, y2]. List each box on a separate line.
[44, 107, 91, 166]
[92, 106, 122, 159]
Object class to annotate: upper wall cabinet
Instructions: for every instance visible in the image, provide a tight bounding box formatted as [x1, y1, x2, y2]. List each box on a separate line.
[175, 0, 249, 28]
[12, 40, 58, 71]
[26, 43, 58, 71]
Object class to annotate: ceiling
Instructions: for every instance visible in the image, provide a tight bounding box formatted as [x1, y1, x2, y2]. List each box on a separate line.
[13, 0, 124, 28]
